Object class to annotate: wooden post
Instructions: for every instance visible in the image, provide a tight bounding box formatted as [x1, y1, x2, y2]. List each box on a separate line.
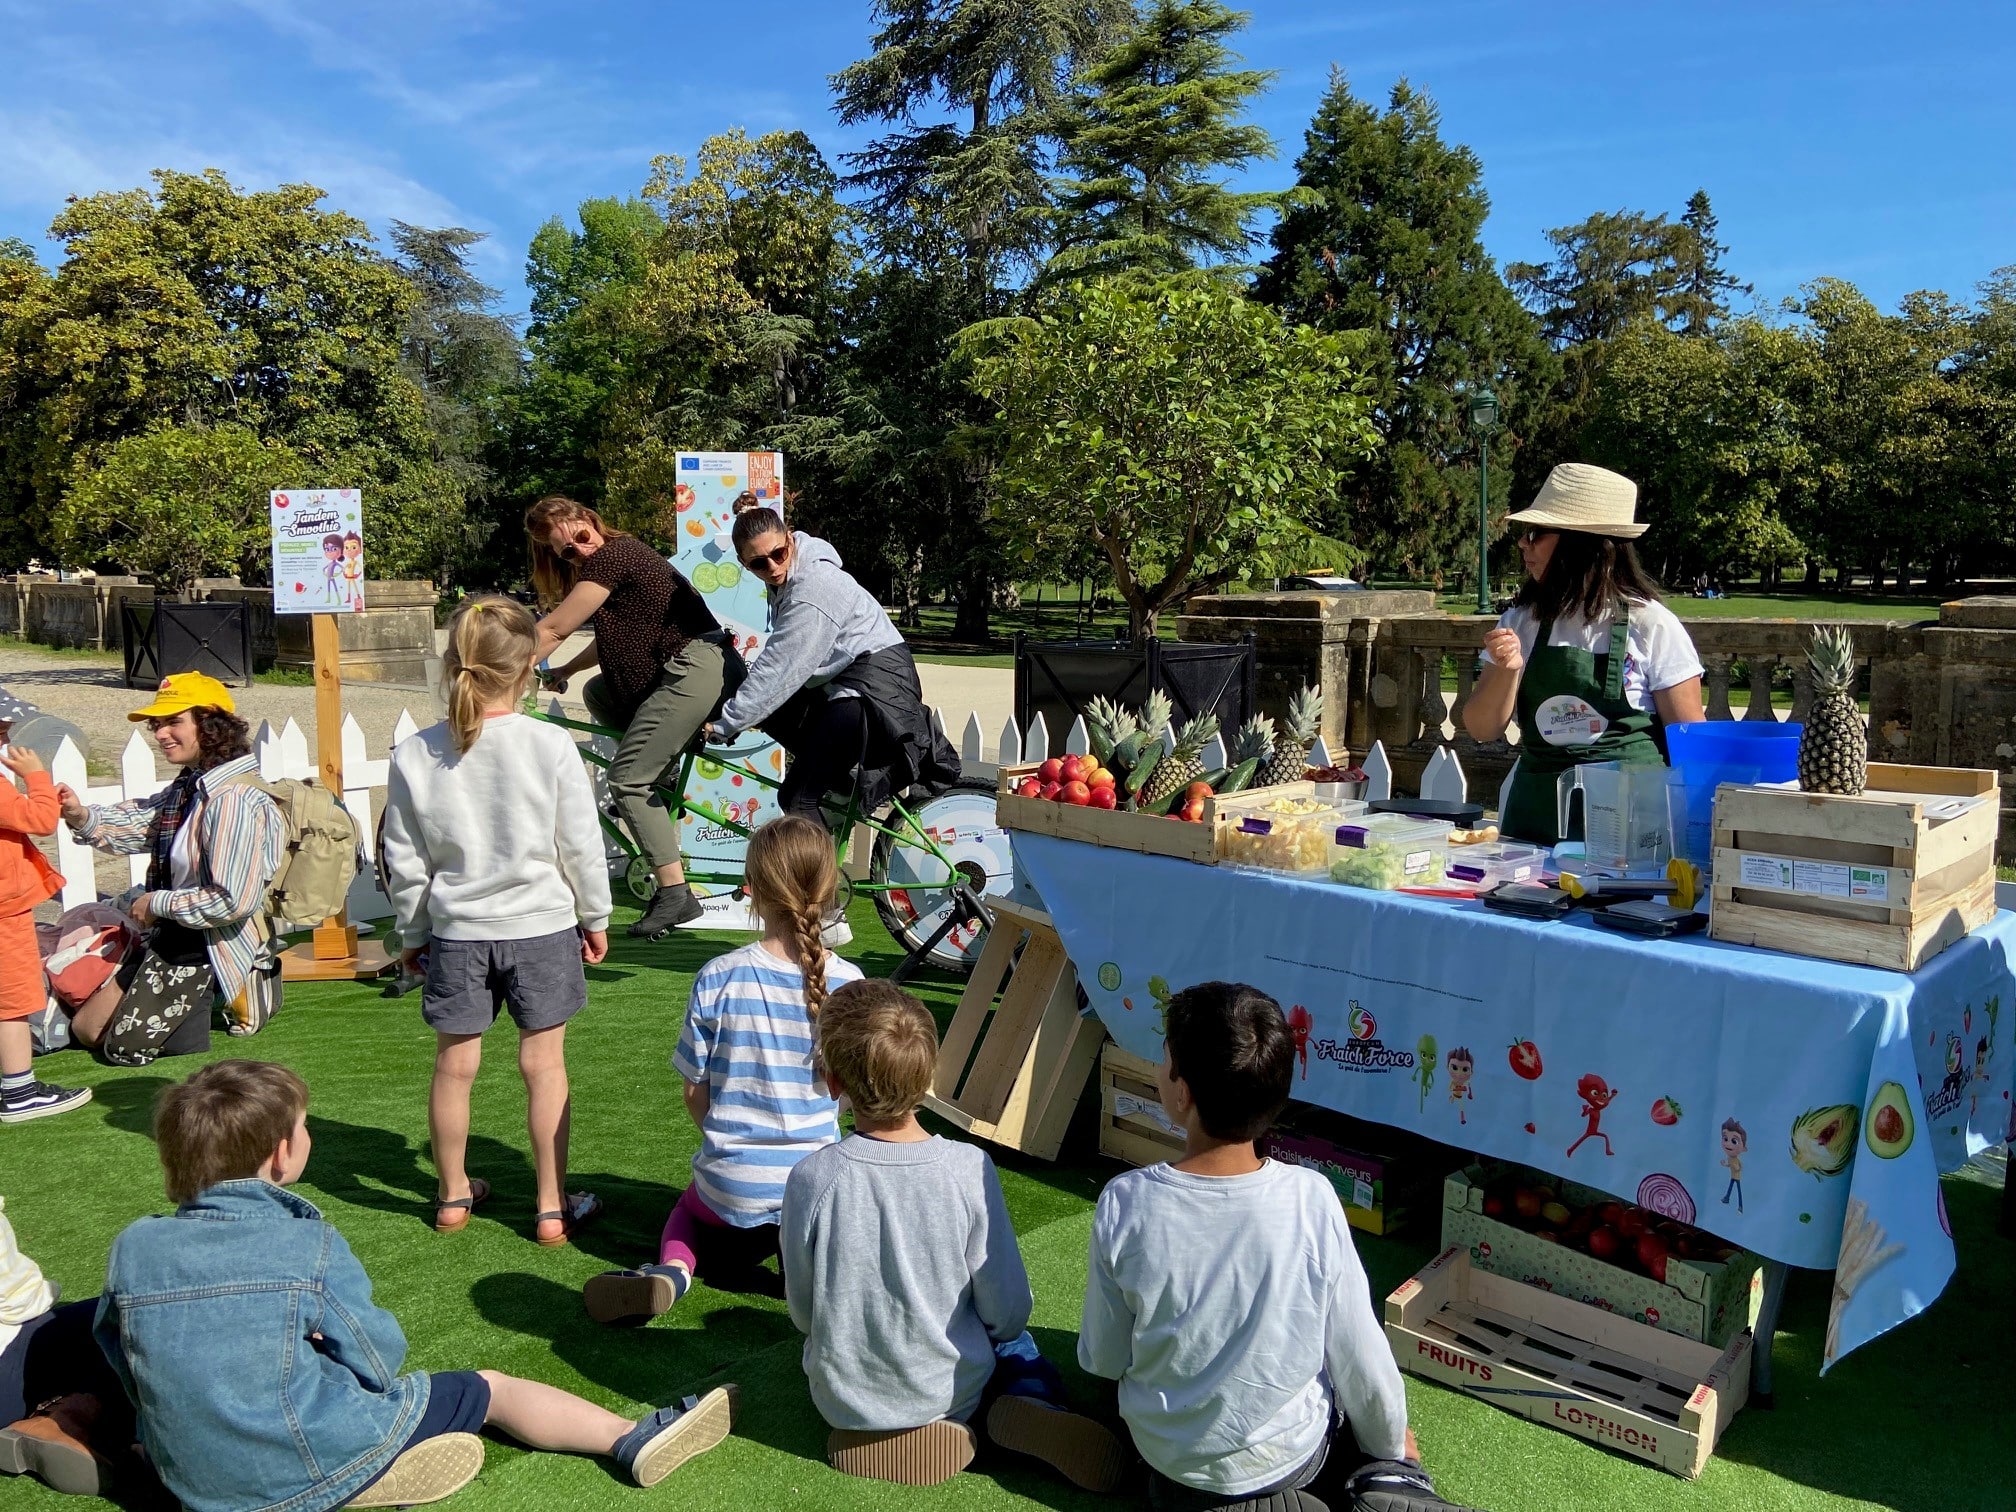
[281, 613, 389, 981]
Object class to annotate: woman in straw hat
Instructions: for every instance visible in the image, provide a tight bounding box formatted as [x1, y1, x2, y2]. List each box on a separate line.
[1463, 464, 1704, 845]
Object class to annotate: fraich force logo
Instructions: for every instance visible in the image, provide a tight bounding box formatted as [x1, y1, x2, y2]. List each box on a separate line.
[1314, 1000, 1416, 1074]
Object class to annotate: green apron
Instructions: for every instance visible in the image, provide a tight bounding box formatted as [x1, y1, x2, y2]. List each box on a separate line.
[1500, 603, 1665, 846]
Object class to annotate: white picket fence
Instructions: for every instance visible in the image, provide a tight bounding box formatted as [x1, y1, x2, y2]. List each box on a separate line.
[27, 702, 1477, 922]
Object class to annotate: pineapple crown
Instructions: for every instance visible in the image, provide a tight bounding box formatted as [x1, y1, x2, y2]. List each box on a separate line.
[1281, 682, 1324, 743]
[1086, 695, 1138, 743]
[1140, 690, 1175, 741]
[1807, 625, 1858, 693]
[1169, 711, 1221, 758]
[1235, 715, 1276, 763]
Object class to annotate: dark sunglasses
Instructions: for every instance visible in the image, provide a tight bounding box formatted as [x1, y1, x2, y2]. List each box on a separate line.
[556, 529, 595, 562]
[741, 543, 791, 570]
[1519, 527, 1557, 545]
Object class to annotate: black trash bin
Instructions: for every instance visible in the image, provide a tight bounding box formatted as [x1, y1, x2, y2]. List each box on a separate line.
[1013, 634, 1255, 751]
[122, 599, 254, 689]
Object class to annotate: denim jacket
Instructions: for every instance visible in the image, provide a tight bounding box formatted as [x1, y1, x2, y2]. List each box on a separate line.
[93, 1181, 429, 1512]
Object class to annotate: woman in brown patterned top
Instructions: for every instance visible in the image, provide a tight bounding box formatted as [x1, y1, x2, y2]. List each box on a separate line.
[527, 497, 740, 939]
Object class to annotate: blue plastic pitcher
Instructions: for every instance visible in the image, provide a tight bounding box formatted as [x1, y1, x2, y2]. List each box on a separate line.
[1667, 721, 1803, 863]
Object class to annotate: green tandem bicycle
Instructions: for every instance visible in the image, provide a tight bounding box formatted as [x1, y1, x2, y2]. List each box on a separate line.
[532, 708, 1027, 980]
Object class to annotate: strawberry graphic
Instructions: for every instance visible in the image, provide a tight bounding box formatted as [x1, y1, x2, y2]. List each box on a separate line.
[1508, 1040, 1543, 1081]
[1651, 1096, 1682, 1126]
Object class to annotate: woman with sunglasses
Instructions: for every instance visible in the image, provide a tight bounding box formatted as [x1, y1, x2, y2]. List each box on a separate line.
[525, 496, 739, 940]
[705, 509, 961, 824]
[1461, 464, 1704, 846]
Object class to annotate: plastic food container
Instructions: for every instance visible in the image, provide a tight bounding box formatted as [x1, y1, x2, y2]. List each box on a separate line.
[1327, 815, 1449, 890]
[1443, 841, 1548, 890]
[1219, 798, 1366, 873]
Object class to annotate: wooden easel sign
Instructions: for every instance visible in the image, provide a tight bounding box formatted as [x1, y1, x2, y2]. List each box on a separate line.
[269, 488, 389, 982]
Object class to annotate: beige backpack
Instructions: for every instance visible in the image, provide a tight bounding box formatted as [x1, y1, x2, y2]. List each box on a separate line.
[224, 772, 360, 928]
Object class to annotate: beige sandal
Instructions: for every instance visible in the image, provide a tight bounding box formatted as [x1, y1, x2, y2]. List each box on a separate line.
[826, 1421, 976, 1487]
[985, 1395, 1131, 1492]
[346, 1432, 484, 1507]
[533, 1191, 603, 1248]
[432, 1178, 490, 1234]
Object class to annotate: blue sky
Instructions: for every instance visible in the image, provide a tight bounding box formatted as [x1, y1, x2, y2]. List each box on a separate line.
[1, 0, 2010, 321]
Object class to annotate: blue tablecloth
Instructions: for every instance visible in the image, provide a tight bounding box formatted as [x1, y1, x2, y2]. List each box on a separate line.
[1014, 834, 2016, 1370]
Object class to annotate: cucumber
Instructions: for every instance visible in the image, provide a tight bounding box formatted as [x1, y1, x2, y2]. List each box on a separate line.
[1199, 766, 1229, 791]
[1218, 757, 1260, 794]
[1110, 731, 1151, 773]
[1123, 745, 1162, 798]
[1158, 785, 1191, 815]
[1088, 723, 1114, 764]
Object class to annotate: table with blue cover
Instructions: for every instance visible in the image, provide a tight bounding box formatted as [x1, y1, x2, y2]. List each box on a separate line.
[1014, 834, 2016, 1378]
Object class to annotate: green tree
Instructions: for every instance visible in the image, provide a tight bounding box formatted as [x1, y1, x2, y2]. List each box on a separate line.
[831, 0, 1133, 639]
[966, 280, 1376, 636]
[1669, 190, 1751, 337]
[1255, 71, 1552, 583]
[0, 170, 460, 580]
[1042, 0, 1281, 287]
[0, 238, 52, 566]
[54, 424, 304, 594]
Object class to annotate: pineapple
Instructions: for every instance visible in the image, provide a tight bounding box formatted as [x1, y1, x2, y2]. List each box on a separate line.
[1138, 690, 1174, 747]
[1085, 695, 1138, 758]
[1233, 715, 1277, 771]
[1261, 683, 1323, 787]
[1142, 712, 1221, 807]
[1798, 626, 1866, 795]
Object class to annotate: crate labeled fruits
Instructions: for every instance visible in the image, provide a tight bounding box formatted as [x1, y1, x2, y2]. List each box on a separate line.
[1326, 814, 1450, 890]
[1442, 1163, 1761, 1348]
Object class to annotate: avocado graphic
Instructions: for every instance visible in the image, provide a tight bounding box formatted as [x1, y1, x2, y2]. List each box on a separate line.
[1865, 1082, 1915, 1159]
[1789, 1103, 1859, 1178]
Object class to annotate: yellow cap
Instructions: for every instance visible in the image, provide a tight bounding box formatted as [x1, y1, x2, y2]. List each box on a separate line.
[129, 672, 236, 722]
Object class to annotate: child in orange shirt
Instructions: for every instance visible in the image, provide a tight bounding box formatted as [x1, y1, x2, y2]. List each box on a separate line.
[0, 745, 90, 1124]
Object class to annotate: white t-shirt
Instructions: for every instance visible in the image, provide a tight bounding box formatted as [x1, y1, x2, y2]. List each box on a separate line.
[1488, 598, 1702, 742]
[1078, 1160, 1409, 1495]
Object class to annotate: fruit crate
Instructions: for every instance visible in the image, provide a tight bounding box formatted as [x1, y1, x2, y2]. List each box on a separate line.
[1261, 1120, 1407, 1236]
[1387, 1247, 1752, 1480]
[995, 767, 1316, 865]
[1708, 762, 1999, 972]
[1097, 1043, 1186, 1167]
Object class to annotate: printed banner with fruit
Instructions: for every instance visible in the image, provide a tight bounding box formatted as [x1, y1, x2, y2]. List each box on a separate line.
[270, 489, 364, 615]
[671, 451, 784, 914]
[1014, 833, 2016, 1370]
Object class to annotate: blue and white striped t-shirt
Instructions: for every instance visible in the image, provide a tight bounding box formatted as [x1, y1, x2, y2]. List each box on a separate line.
[674, 941, 858, 1228]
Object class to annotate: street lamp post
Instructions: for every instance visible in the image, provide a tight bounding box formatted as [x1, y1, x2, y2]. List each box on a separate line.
[1468, 389, 1501, 615]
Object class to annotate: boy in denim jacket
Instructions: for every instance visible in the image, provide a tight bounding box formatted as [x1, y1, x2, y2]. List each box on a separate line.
[95, 1061, 737, 1512]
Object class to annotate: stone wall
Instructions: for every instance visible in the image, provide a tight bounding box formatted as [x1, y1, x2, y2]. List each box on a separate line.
[270, 578, 437, 684]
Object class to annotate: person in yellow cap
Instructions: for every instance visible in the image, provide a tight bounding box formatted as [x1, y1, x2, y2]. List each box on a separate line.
[53, 674, 285, 1064]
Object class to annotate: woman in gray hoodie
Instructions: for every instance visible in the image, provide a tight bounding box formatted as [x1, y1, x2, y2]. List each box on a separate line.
[708, 510, 960, 820]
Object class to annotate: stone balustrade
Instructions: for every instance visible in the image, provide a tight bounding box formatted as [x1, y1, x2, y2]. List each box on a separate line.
[1180, 593, 2016, 850]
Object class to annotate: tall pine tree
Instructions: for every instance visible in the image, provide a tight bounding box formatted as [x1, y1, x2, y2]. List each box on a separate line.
[1669, 189, 1751, 336]
[1042, 0, 1281, 287]
[1255, 71, 1550, 582]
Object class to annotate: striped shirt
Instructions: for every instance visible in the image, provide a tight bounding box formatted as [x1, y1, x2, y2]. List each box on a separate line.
[674, 941, 858, 1228]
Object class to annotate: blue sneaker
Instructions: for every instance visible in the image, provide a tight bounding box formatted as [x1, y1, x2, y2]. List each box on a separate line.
[612, 1387, 736, 1487]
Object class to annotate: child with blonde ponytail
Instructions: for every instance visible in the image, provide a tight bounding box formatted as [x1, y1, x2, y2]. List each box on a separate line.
[381, 595, 614, 1247]
[585, 815, 859, 1324]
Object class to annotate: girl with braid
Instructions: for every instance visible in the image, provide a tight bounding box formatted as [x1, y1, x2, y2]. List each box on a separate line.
[585, 816, 860, 1324]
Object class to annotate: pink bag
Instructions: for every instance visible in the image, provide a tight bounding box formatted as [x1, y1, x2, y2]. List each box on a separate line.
[34, 902, 142, 1007]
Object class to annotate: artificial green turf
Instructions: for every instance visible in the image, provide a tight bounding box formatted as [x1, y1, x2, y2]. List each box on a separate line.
[4, 896, 2009, 1511]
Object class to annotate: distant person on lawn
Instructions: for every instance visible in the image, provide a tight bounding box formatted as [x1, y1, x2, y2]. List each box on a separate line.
[95, 1061, 738, 1512]
[705, 507, 960, 822]
[0, 739, 92, 1124]
[526, 494, 742, 941]
[380, 596, 613, 1248]
[783, 979, 1127, 1492]
[56, 674, 283, 1066]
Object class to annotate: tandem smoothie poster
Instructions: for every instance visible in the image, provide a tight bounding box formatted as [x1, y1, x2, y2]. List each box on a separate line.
[270, 489, 364, 615]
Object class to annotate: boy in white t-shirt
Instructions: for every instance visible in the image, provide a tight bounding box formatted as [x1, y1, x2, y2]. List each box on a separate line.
[1079, 983, 1458, 1512]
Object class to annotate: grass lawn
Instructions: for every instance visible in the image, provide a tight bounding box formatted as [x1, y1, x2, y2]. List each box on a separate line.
[5, 897, 2008, 1512]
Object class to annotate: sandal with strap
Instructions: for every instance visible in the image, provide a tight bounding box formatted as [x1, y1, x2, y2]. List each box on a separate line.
[533, 1191, 603, 1248]
[433, 1177, 491, 1234]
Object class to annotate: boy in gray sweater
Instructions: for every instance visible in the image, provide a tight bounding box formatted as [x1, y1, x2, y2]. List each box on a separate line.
[780, 980, 1125, 1491]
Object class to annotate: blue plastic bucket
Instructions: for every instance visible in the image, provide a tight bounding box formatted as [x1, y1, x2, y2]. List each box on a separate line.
[1667, 721, 1803, 862]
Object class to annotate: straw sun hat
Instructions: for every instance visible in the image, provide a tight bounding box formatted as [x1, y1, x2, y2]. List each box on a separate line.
[1504, 463, 1646, 540]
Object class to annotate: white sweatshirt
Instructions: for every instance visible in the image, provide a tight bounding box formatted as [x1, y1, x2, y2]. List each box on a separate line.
[380, 713, 612, 944]
[0, 1196, 56, 1355]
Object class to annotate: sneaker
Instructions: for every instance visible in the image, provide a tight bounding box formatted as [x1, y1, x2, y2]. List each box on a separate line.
[827, 1420, 976, 1487]
[346, 1433, 484, 1509]
[0, 1082, 93, 1125]
[984, 1396, 1129, 1493]
[612, 1388, 736, 1487]
[628, 884, 705, 939]
[0, 1394, 116, 1497]
[584, 1264, 690, 1325]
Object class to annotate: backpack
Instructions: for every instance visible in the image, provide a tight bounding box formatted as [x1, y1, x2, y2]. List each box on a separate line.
[223, 772, 360, 928]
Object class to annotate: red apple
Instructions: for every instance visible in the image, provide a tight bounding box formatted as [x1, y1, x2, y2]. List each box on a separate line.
[1637, 1234, 1670, 1283]
[1089, 786, 1117, 810]
[1016, 777, 1042, 798]
[1512, 1188, 1543, 1222]
[1615, 1210, 1648, 1241]
[1039, 782, 1062, 801]
[1089, 768, 1117, 790]
[1038, 758, 1063, 784]
[1061, 780, 1091, 806]
[1587, 1227, 1620, 1261]
[1181, 796, 1207, 823]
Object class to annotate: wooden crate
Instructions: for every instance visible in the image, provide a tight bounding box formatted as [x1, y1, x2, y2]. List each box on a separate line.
[1387, 1247, 1751, 1479]
[1709, 762, 2000, 971]
[921, 898, 1106, 1162]
[996, 766, 1323, 865]
[1098, 1043, 1186, 1167]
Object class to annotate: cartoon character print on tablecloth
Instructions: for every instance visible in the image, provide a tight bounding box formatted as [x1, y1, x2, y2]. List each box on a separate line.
[1969, 995, 2000, 1122]
[1718, 1119, 1748, 1213]
[1286, 1005, 1312, 1079]
[1926, 1032, 1968, 1121]
[1148, 975, 1173, 1037]
[1566, 1073, 1618, 1158]
[1446, 1045, 1474, 1125]
[1414, 1035, 1437, 1112]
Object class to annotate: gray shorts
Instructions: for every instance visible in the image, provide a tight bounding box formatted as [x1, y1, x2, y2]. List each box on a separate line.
[422, 930, 586, 1036]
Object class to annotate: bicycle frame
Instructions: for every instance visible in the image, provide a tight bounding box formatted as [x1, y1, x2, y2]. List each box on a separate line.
[532, 709, 965, 896]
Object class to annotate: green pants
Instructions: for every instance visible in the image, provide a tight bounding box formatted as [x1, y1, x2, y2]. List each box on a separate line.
[583, 637, 727, 871]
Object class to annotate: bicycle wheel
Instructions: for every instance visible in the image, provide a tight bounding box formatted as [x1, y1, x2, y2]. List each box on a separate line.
[869, 778, 1032, 975]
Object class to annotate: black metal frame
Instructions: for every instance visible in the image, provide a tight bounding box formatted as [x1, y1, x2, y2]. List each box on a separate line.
[1012, 633, 1256, 747]
[121, 599, 255, 689]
